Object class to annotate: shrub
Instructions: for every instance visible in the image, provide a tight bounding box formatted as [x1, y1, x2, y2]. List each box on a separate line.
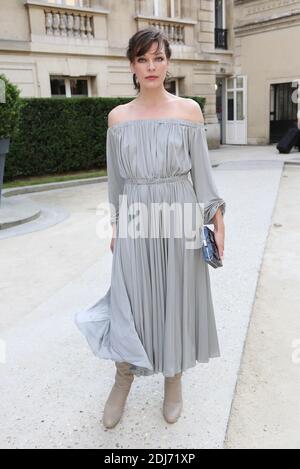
[0, 74, 23, 140]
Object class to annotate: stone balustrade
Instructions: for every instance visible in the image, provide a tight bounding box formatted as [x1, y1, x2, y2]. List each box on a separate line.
[147, 20, 185, 44]
[44, 9, 94, 39]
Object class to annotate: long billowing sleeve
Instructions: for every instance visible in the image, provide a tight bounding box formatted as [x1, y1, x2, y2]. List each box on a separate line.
[189, 125, 226, 225]
[106, 128, 124, 225]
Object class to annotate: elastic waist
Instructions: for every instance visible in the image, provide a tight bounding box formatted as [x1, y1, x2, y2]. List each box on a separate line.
[124, 173, 189, 185]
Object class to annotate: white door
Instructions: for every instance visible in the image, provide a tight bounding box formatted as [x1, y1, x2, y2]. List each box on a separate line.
[225, 75, 247, 144]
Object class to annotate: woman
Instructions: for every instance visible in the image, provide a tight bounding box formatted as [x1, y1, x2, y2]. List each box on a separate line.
[75, 28, 226, 429]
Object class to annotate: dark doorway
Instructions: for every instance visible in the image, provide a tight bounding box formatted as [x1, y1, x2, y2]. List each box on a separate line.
[270, 82, 298, 143]
[165, 79, 177, 95]
[216, 78, 224, 144]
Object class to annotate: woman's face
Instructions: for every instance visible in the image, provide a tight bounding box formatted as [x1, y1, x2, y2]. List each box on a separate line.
[130, 42, 169, 89]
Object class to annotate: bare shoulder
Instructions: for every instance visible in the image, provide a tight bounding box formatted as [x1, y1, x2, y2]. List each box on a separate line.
[107, 97, 204, 126]
[181, 98, 204, 124]
[107, 104, 131, 128]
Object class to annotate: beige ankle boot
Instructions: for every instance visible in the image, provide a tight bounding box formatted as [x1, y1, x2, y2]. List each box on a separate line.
[102, 361, 134, 429]
[163, 372, 183, 424]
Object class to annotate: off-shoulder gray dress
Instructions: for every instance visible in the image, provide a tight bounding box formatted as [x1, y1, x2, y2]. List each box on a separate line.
[75, 118, 226, 378]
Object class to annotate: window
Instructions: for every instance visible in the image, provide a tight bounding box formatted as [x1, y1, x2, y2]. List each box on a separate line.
[70, 78, 88, 96]
[215, 0, 224, 29]
[47, 0, 91, 7]
[50, 78, 66, 96]
[164, 78, 179, 95]
[153, 0, 181, 18]
[50, 76, 90, 97]
[169, 0, 181, 18]
[214, 0, 227, 49]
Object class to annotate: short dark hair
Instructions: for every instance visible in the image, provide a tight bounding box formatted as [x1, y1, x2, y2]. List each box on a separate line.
[126, 27, 172, 92]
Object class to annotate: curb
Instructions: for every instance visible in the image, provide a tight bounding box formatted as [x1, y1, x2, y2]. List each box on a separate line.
[2, 175, 108, 197]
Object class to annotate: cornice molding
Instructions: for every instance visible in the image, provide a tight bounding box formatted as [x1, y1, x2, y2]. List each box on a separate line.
[234, 0, 298, 9]
[234, 8, 300, 36]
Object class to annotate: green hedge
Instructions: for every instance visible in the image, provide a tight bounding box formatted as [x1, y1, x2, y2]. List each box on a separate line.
[4, 96, 205, 182]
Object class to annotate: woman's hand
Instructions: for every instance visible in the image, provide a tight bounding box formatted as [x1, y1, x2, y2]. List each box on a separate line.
[212, 208, 225, 261]
[110, 223, 116, 254]
[214, 225, 225, 261]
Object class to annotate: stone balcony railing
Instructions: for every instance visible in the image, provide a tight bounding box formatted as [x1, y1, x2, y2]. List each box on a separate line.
[134, 15, 197, 46]
[147, 20, 185, 44]
[45, 9, 94, 39]
[24, 0, 108, 46]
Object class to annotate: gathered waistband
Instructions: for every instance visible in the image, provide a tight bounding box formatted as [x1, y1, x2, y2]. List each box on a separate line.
[124, 173, 189, 185]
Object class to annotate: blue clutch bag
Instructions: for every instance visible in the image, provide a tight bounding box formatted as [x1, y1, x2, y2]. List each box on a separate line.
[201, 225, 223, 268]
